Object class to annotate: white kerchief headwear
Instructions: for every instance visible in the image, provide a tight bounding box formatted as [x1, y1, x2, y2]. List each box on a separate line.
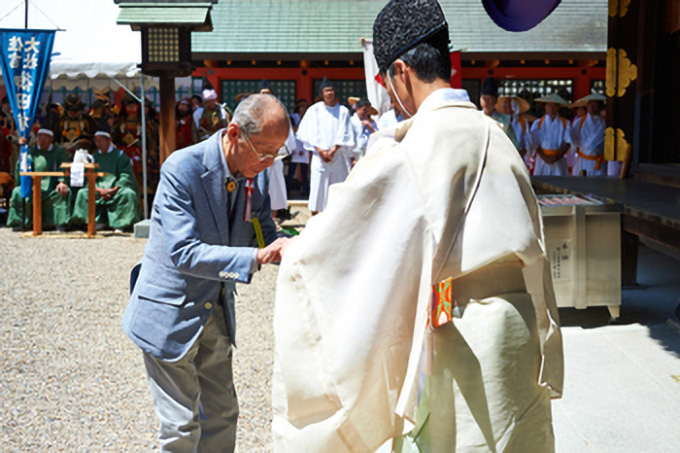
[37, 128, 53, 137]
[203, 89, 218, 101]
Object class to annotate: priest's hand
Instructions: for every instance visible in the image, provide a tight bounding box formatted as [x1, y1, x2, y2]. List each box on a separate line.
[56, 182, 69, 196]
[256, 237, 290, 264]
[96, 186, 119, 201]
[319, 150, 333, 163]
[536, 147, 554, 164]
[326, 145, 340, 162]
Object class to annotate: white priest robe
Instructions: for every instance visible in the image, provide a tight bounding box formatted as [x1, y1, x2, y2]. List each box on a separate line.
[530, 115, 572, 176]
[273, 96, 564, 452]
[377, 108, 404, 130]
[269, 126, 296, 211]
[296, 101, 355, 212]
[571, 113, 607, 176]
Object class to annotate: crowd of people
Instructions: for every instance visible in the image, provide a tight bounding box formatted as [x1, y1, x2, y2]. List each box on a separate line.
[0, 90, 157, 231]
[478, 76, 612, 178]
[0, 65, 611, 233]
[0, 82, 236, 232]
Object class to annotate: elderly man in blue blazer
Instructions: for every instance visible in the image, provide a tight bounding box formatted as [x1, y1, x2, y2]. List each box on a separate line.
[122, 94, 290, 452]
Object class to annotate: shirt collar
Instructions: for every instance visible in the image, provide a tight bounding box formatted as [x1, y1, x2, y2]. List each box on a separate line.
[419, 87, 470, 112]
[98, 143, 115, 154]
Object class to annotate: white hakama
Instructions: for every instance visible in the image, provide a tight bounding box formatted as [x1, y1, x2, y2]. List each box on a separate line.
[268, 127, 296, 211]
[269, 159, 287, 210]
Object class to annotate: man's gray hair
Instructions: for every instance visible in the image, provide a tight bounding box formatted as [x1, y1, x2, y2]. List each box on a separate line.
[231, 93, 289, 137]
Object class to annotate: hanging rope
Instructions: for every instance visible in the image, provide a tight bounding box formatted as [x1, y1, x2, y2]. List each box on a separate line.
[31, 1, 64, 30]
[0, 1, 24, 23]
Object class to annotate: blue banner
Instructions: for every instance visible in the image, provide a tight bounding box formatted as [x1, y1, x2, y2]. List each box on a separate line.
[0, 29, 56, 198]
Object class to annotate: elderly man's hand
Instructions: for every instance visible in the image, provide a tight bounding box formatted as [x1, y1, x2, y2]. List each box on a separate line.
[256, 237, 291, 265]
[56, 182, 69, 196]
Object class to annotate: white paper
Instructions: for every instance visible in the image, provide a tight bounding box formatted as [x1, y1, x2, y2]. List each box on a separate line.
[70, 162, 85, 187]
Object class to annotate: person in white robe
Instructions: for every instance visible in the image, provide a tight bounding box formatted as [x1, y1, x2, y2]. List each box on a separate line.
[296, 78, 355, 214]
[348, 97, 379, 165]
[498, 94, 531, 158]
[268, 128, 295, 224]
[286, 99, 310, 197]
[289, 98, 309, 129]
[530, 93, 572, 176]
[566, 101, 588, 175]
[570, 93, 607, 176]
[257, 80, 291, 225]
[272, 1, 564, 451]
[480, 77, 519, 149]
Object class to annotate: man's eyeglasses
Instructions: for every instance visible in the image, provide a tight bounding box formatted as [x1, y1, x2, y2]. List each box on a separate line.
[241, 130, 276, 163]
[240, 127, 289, 162]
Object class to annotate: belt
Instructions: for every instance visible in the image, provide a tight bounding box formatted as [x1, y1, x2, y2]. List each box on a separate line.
[542, 148, 561, 157]
[576, 150, 605, 169]
[431, 260, 526, 328]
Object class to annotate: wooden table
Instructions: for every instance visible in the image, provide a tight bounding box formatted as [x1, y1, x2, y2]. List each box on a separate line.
[532, 175, 680, 286]
[20, 163, 107, 237]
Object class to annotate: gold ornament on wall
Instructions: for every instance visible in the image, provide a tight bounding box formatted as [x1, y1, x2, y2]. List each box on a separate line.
[606, 48, 638, 97]
[604, 127, 630, 161]
[608, 0, 631, 17]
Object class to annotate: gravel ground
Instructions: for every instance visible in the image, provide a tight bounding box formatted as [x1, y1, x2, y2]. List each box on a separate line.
[0, 207, 309, 451]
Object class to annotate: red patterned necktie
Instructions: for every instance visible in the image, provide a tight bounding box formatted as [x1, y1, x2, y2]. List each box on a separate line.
[244, 178, 253, 222]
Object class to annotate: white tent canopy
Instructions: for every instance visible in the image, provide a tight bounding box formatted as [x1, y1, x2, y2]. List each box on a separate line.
[0, 0, 178, 91]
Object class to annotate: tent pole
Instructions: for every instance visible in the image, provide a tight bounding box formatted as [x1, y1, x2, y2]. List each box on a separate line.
[141, 73, 148, 220]
[112, 77, 148, 220]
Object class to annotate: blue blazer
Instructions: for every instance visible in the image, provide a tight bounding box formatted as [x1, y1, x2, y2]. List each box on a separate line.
[122, 130, 277, 361]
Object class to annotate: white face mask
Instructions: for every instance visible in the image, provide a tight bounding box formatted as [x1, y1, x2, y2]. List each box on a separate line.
[385, 72, 413, 119]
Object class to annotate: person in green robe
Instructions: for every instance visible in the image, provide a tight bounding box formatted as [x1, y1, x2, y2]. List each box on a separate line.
[7, 129, 71, 230]
[71, 131, 141, 231]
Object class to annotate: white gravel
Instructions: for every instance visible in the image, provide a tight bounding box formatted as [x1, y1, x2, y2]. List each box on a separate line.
[0, 207, 308, 451]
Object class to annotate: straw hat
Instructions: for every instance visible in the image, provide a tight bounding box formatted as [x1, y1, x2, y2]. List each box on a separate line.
[534, 93, 570, 105]
[495, 95, 530, 114]
[572, 92, 606, 105]
[568, 99, 588, 109]
[348, 96, 379, 116]
[235, 92, 252, 103]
